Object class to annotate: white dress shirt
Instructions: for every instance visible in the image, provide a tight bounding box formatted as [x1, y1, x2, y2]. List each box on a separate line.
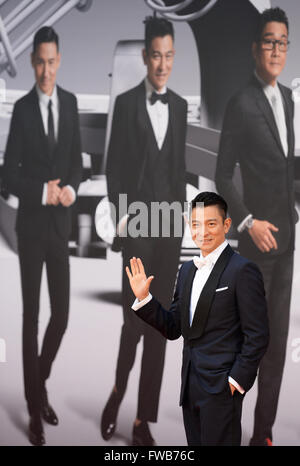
[189, 240, 228, 325]
[145, 77, 169, 150]
[36, 85, 76, 206]
[132, 240, 245, 394]
[238, 71, 288, 232]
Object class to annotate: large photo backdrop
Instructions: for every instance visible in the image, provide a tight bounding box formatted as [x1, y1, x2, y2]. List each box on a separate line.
[0, 0, 299, 446]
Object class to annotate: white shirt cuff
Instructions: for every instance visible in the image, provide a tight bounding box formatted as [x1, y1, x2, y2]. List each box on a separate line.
[132, 293, 153, 311]
[228, 376, 245, 394]
[237, 214, 253, 233]
[66, 185, 76, 205]
[42, 183, 48, 205]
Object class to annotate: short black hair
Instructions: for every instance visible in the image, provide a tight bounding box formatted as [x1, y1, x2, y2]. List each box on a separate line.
[144, 16, 174, 53]
[190, 191, 228, 221]
[254, 7, 289, 43]
[33, 26, 59, 55]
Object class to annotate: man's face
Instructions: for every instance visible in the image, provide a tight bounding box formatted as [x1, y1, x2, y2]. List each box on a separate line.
[190, 205, 231, 257]
[31, 42, 60, 96]
[143, 34, 175, 92]
[252, 21, 288, 85]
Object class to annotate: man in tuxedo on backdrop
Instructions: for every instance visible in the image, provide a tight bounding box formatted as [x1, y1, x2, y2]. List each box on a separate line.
[126, 191, 269, 446]
[3, 26, 82, 446]
[103, 16, 187, 445]
[215, 7, 296, 446]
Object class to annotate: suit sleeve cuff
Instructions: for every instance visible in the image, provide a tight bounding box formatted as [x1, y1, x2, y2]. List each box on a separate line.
[228, 376, 245, 394]
[132, 293, 153, 311]
[237, 214, 253, 233]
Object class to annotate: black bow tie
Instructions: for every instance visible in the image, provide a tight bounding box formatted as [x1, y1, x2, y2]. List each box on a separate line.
[150, 91, 169, 105]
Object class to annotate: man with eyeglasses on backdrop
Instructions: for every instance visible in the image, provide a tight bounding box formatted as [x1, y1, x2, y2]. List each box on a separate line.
[216, 7, 296, 446]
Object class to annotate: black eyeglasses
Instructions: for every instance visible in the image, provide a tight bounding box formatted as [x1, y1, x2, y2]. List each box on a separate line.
[261, 38, 290, 52]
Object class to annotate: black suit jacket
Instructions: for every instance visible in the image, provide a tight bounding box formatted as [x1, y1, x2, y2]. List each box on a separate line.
[215, 76, 296, 259]
[135, 245, 269, 405]
[3, 86, 82, 239]
[106, 80, 187, 249]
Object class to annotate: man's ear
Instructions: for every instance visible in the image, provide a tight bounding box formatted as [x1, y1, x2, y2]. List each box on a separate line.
[224, 217, 232, 234]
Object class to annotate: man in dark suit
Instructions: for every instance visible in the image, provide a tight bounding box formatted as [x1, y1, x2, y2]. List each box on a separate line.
[215, 8, 295, 446]
[126, 191, 269, 446]
[3, 27, 82, 446]
[102, 17, 187, 445]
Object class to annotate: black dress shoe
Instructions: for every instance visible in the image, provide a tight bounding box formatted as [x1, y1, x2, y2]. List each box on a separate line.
[132, 421, 156, 446]
[41, 388, 59, 426]
[101, 390, 121, 441]
[28, 415, 45, 446]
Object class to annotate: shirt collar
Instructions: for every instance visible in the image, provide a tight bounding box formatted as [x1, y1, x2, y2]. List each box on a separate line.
[145, 76, 167, 101]
[199, 240, 228, 266]
[36, 84, 58, 108]
[254, 70, 280, 100]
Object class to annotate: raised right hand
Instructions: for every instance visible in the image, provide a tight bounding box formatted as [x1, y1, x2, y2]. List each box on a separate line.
[248, 219, 279, 253]
[126, 257, 154, 301]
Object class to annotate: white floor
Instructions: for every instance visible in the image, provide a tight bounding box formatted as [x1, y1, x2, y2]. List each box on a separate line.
[0, 230, 300, 446]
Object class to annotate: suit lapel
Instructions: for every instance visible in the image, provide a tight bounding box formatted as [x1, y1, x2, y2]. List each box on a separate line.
[252, 76, 289, 158]
[180, 262, 197, 339]
[53, 86, 68, 163]
[136, 81, 151, 191]
[254, 88, 284, 156]
[136, 80, 149, 140]
[279, 83, 294, 158]
[168, 91, 180, 183]
[188, 245, 234, 341]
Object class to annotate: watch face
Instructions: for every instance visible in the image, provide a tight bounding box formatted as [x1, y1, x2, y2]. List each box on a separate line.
[247, 218, 254, 229]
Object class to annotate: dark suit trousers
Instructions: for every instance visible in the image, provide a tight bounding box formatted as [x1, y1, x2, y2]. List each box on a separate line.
[115, 235, 182, 422]
[239, 246, 294, 441]
[182, 364, 244, 446]
[18, 222, 70, 415]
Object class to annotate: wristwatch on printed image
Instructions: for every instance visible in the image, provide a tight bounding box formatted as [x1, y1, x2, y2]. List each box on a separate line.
[245, 216, 254, 230]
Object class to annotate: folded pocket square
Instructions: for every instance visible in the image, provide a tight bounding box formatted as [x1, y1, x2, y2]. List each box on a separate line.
[215, 286, 229, 292]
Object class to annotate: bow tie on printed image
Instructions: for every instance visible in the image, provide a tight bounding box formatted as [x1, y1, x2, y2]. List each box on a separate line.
[150, 91, 169, 105]
[193, 256, 214, 270]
